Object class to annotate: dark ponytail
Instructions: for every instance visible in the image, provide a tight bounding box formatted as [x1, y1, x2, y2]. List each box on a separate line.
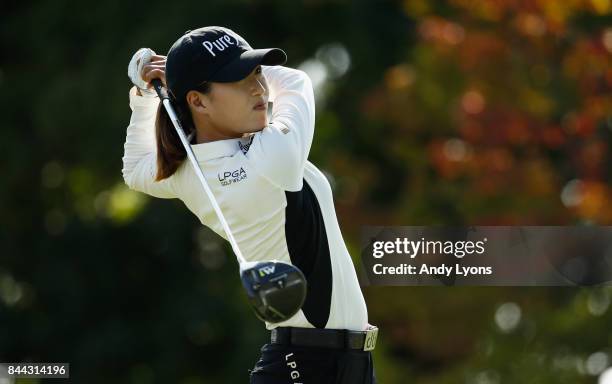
[154, 83, 211, 181]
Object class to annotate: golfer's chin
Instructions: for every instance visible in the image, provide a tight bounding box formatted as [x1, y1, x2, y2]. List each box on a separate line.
[249, 117, 268, 132]
[253, 109, 268, 127]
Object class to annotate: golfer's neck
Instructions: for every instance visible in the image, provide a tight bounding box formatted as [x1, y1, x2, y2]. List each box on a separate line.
[195, 123, 242, 144]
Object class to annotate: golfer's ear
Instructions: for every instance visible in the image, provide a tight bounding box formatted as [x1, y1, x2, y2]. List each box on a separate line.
[186, 91, 208, 114]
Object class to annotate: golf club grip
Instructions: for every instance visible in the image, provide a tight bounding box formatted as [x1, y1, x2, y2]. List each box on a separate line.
[151, 78, 169, 100]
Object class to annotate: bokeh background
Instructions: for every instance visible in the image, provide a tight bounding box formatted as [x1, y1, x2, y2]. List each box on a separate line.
[2, 0, 612, 383]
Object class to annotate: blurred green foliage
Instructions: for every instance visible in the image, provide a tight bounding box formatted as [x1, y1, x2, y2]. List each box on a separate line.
[2, 0, 612, 383]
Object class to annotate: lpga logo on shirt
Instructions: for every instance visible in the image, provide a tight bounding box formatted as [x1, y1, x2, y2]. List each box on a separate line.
[218, 167, 247, 186]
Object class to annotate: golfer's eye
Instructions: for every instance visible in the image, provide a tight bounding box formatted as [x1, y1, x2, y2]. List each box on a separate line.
[255, 66, 262, 75]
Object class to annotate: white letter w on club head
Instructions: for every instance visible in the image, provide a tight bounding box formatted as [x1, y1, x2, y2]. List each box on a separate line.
[258, 265, 276, 277]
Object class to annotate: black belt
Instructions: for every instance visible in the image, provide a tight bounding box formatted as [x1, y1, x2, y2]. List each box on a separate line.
[270, 325, 379, 351]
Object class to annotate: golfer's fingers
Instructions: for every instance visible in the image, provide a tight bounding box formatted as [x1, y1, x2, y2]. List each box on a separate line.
[142, 64, 166, 88]
[150, 54, 167, 63]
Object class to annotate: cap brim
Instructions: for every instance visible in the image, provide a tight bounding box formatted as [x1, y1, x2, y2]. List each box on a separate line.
[209, 48, 287, 82]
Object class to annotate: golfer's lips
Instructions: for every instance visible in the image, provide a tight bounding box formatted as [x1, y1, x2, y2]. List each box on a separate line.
[253, 100, 267, 110]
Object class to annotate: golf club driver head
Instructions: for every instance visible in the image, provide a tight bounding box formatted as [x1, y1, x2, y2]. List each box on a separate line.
[240, 260, 307, 323]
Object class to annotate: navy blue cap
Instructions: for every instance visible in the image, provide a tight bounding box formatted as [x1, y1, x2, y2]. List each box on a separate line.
[166, 26, 287, 102]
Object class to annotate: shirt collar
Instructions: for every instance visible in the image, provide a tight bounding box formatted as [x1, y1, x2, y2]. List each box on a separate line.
[191, 134, 255, 161]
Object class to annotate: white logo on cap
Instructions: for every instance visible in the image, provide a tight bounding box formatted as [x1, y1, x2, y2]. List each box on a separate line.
[202, 34, 235, 57]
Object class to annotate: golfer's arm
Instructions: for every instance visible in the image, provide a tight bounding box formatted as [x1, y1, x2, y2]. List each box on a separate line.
[248, 66, 315, 191]
[121, 86, 177, 199]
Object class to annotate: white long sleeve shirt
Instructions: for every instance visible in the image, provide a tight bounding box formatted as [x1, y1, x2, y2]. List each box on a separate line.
[122, 65, 368, 331]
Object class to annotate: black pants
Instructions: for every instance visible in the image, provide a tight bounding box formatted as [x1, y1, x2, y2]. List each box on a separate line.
[249, 342, 377, 383]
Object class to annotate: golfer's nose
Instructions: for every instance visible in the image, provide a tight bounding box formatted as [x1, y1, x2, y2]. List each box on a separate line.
[251, 78, 265, 96]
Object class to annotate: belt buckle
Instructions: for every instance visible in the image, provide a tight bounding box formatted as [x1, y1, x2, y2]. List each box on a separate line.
[363, 325, 378, 351]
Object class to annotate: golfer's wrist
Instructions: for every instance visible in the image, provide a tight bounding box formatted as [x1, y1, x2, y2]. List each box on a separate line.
[133, 86, 157, 98]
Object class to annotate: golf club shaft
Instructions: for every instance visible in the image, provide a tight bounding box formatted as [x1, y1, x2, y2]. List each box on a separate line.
[151, 79, 247, 265]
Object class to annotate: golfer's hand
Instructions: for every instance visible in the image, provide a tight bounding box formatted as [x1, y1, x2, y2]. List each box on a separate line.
[141, 55, 167, 89]
[128, 48, 165, 97]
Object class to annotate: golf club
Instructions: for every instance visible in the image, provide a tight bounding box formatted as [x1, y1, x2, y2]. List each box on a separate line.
[151, 78, 307, 323]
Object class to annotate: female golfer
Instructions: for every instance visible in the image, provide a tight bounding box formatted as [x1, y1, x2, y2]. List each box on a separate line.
[123, 26, 377, 383]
